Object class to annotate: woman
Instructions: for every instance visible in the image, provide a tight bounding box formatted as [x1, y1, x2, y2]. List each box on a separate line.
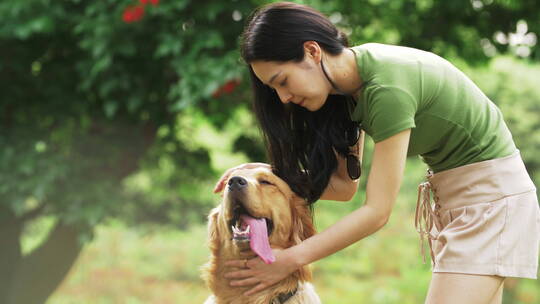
[213, 2, 539, 303]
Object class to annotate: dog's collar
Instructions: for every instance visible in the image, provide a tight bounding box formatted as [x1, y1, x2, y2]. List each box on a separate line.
[271, 288, 297, 304]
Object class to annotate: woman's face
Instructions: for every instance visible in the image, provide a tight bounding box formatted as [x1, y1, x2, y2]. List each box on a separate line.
[250, 53, 331, 111]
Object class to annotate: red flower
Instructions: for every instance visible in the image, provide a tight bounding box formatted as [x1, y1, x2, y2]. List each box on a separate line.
[150, 0, 159, 5]
[122, 5, 145, 23]
[139, 0, 148, 4]
[222, 80, 238, 93]
[212, 79, 241, 98]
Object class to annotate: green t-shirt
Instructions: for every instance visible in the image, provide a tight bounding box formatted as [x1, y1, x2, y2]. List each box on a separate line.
[350, 43, 516, 173]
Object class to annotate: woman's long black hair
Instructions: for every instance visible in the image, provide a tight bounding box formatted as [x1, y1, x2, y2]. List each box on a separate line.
[241, 2, 355, 204]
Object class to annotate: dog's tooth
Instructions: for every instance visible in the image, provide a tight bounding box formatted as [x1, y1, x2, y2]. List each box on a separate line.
[232, 226, 238, 234]
[246, 225, 250, 234]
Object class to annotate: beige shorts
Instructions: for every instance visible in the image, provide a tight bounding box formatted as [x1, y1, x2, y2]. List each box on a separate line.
[415, 151, 540, 279]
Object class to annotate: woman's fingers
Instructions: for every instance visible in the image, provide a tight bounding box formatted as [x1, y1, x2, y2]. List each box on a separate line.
[213, 167, 238, 193]
[244, 283, 268, 296]
[224, 258, 256, 279]
[230, 277, 260, 287]
[224, 269, 253, 280]
[248, 162, 271, 169]
[224, 259, 248, 268]
[212, 173, 229, 193]
[224, 250, 290, 296]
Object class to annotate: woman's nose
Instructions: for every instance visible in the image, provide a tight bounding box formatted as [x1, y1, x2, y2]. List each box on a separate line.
[276, 89, 293, 104]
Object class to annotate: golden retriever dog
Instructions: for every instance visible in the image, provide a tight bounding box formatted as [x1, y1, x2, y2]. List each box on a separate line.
[201, 166, 321, 304]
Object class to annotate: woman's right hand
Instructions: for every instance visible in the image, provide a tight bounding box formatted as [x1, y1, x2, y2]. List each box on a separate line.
[213, 162, 271, 193]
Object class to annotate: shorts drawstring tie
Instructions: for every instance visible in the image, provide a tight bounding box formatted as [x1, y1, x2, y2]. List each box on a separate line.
[415, 169, 443, 265]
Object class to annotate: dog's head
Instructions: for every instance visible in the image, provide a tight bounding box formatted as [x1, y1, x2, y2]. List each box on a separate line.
[208, 166, 315, 264]
[203, 166, 318, 304]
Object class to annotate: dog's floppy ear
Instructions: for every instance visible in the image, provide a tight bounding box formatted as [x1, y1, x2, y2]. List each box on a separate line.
[201, 206, 221, 289]
[289, 196, 316, 282]
[289, 196, 316, 245]
[206, 207, 221, 255]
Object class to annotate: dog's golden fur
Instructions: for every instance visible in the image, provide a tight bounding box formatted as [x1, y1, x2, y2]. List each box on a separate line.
[201, 167, 321, 304]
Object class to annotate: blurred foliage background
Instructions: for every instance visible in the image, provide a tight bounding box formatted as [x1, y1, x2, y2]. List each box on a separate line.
[1, 0, 539, 303]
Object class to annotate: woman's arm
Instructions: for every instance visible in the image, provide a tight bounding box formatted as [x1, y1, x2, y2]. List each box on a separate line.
[225, 129, 410, 295]
[292, 129, 409, 265]
[320, 130, 365, 201]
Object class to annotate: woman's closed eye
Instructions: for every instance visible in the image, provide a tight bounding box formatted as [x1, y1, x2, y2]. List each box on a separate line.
[279, 78, 287, 87]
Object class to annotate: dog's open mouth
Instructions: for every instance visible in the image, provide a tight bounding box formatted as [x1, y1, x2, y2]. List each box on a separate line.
[229, 203, 274, 240]
[227, 200, 275, 264]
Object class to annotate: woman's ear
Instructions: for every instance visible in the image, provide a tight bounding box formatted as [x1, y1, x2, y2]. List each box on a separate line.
[303, 41, 322, 64]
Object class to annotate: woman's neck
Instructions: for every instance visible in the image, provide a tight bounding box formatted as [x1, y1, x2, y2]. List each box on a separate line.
[323, 48, 363, 96]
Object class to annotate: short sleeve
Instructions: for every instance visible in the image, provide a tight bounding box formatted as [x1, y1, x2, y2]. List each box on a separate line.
[366, 86, 418, 142]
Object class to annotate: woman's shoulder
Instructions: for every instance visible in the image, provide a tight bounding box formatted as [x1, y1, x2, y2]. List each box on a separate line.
[352, 43, 444, 65]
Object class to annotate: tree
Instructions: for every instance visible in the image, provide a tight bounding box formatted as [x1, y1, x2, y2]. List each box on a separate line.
[0, 0, 253, 302]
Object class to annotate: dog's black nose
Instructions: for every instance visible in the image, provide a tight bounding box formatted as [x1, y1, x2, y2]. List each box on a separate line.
[228, 176, 247, 190]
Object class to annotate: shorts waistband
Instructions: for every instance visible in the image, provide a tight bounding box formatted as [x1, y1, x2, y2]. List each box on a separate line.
[427, 150, 536, 210]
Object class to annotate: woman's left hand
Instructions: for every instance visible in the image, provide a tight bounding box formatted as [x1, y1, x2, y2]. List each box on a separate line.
[223, 249, 299, 296]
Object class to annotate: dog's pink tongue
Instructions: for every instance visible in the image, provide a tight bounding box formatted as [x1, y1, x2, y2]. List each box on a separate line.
[240, 215, 275, 264]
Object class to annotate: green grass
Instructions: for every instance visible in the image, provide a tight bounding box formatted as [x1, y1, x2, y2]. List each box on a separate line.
[48, 221, 211, 304]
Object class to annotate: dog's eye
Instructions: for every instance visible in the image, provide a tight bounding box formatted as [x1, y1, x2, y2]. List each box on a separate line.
[259, 180, 273, 185]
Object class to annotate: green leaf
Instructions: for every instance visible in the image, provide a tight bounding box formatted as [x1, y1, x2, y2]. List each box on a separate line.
[104, 101, 119, 118]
